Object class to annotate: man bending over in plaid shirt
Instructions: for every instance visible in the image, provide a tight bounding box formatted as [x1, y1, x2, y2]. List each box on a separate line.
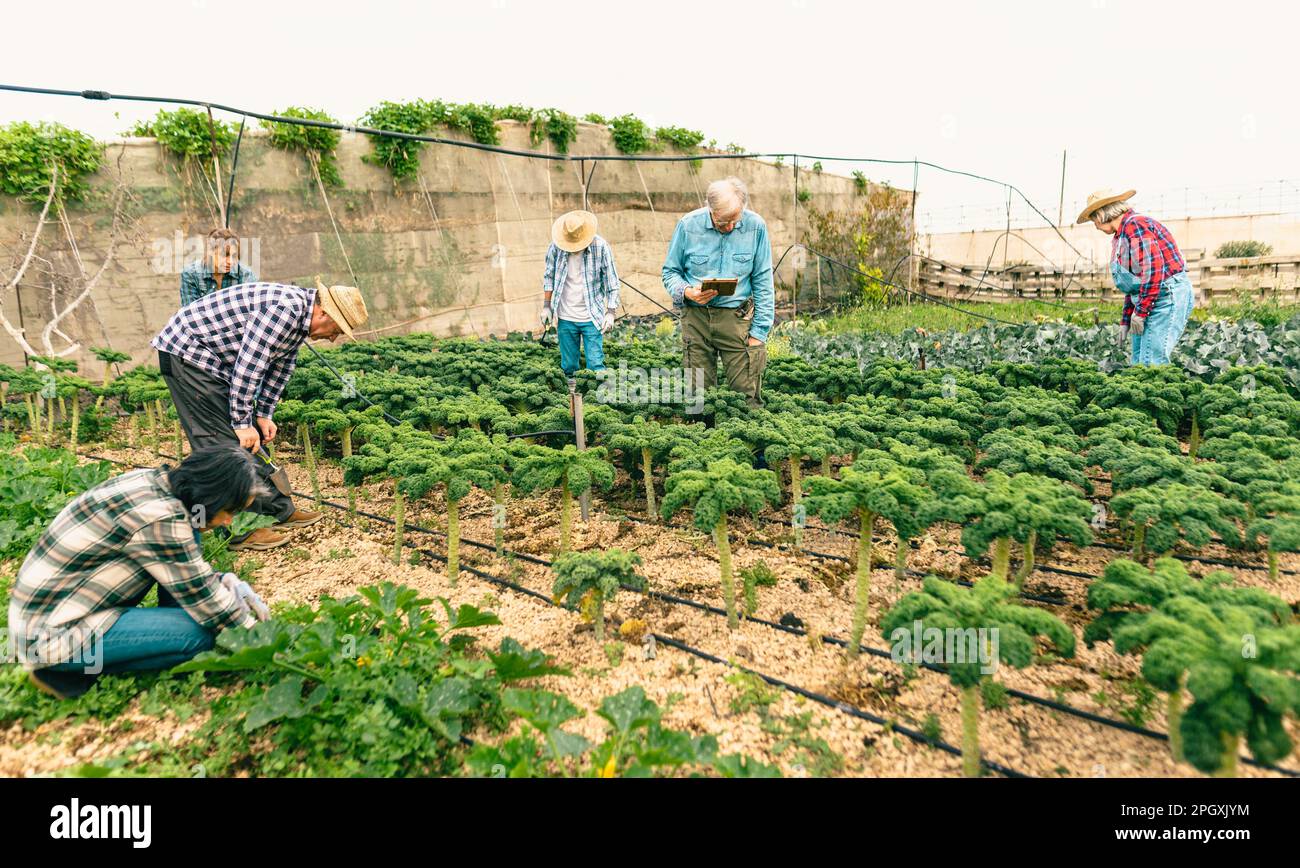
[152, 279, 369, 551]
[10, 446, 275, 699]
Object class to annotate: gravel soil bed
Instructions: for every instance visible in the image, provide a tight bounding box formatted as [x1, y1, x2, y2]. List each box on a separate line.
[2, 441, 1295, 778]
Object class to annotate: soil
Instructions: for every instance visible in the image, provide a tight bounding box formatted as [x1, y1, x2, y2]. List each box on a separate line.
[2, 437, 1297, 779]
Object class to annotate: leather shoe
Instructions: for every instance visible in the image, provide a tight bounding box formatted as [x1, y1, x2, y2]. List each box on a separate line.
[277, 509, 323, 529]
[230, 527, 291, 552]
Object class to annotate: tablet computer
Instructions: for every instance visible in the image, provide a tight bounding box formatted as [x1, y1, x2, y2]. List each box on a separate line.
[701, 278, 739, 296]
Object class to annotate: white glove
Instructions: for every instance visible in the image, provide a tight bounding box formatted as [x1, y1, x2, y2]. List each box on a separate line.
[540, 305, 553, 327]
[221, 572, 270, 622]
[601, 313, 615, 333]
[1119, 326, 1129, 350]
[1130, 315, 1146, 336]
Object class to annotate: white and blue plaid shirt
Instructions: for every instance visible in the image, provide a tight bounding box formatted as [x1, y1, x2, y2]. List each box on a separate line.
[542, 235, 621, 326]
[152, 282, 314, 428]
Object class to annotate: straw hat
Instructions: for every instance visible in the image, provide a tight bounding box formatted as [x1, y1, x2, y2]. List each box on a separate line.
[314, 278, 369, 338]
[1076, 188, 1136, 224]
[552, 210, 598, 253]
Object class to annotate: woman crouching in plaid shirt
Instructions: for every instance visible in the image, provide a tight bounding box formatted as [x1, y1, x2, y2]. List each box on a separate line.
[8, 446, 274, 699]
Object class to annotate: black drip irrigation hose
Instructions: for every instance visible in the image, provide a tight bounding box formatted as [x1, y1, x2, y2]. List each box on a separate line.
[617, 277, 680, 319]
[631, 511, 1070, 606]
[71, 451, 1299, 777]
[649, 634, 1030, 777]
[287, 490, 1300, 779]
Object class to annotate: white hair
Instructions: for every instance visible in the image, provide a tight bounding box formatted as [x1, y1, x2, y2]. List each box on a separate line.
[706, 177, 749, 214]
[1093, 200, 1132, 223]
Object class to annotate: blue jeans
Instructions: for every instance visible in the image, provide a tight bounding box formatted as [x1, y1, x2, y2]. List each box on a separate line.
[1129, 272, 1195, 365]
[45, 586, 215, 676]
[557, 319, 605, 375]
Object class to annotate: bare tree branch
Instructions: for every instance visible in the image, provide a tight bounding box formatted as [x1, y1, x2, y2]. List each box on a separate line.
[40, 182, 127, 355]
[0, 164, 58, 358]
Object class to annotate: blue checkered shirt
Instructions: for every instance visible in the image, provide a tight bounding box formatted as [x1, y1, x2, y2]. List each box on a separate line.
[542, 235, 621, 326]
[152, 282, 315, 428]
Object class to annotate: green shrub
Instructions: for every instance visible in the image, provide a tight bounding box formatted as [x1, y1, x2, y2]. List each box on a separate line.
[655, 125, 704, 150]
[127, 107, 236, 161]
[1214, 240, 1272, 259]
[264, 106, 343, 187]
[609, 114, 652, 154]
[0, 121, 102, 203]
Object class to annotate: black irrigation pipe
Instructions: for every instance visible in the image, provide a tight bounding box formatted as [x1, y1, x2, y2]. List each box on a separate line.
[5, 82, 1089, 273]
[650, 634, 1029, 777]
[294, 490, 1300, 778]
[618, 277, 680, 319]
[293, 496, 1031, 777]
[72, 450, 1298, 777]
[605, 508, 1069, 606]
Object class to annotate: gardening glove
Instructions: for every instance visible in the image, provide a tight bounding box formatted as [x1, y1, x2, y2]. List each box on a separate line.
[601, 312, 615, 334]
[1130, 315, 1146, 336]
[540, 304, 553, 327]
[221, 573, 270, 622]
[1119, 325, 1129, 350]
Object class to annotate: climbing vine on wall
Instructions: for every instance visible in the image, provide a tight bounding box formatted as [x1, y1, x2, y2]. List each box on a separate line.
[0, 121, 103, 203]
[126, 107, 236, 162]
[264, 106, 344, 187]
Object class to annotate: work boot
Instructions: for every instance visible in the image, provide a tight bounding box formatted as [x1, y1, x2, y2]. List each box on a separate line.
[29, 669, 96, 700]
[230, 527, 291, 552]
[277, 509, 323, 530]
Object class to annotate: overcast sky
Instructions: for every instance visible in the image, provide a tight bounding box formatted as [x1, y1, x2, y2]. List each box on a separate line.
[3, 0, 1295, 231]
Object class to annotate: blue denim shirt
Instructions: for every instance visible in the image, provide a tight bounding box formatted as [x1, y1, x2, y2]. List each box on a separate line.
[179, 259, 258, 307]
[661, 207, 774, 342]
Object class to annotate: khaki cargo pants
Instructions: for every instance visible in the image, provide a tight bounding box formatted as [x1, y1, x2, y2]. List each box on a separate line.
[681, 304, 766, 407]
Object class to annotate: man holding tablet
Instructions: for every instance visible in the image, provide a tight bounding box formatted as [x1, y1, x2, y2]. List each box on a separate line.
[661, 176, 774, 407]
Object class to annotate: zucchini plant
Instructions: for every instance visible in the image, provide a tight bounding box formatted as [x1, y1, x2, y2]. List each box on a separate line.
[511, 445, 616, 553]
[660, 458, 782, 629]
[880, 575, 1075, 777]
[551, 549, 645, 642]
[804, 460, 927, 658]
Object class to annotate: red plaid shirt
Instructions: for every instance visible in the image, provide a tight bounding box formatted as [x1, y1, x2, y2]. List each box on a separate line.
[1112, 211, 1185, 325]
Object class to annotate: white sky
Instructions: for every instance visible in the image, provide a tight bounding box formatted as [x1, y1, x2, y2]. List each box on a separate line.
[3, 0, 1295, 231]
